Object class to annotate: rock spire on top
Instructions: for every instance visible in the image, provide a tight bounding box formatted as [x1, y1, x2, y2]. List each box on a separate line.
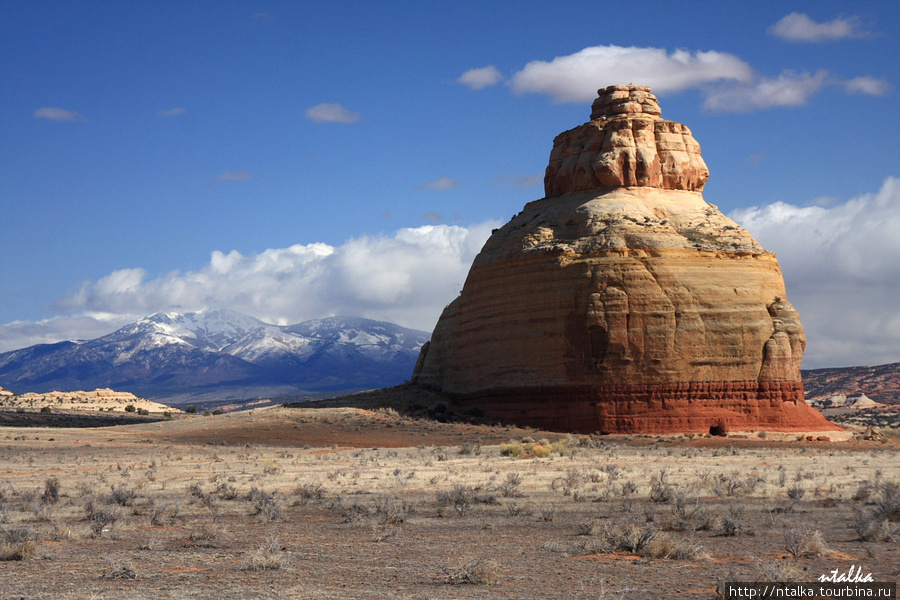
[544, 84, 710, 197]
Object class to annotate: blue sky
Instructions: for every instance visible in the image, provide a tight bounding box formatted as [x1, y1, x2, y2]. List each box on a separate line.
[1, 1, 898, 369]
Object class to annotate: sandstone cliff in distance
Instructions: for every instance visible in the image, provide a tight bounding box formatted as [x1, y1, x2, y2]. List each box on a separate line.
[413, 85, 840, 435]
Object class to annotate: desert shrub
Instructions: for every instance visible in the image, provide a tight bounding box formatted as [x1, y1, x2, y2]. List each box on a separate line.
[643, 533, 706, 560]
[874, 480, 900, 522]
[756, 558, 803, 583]
[376, 496, 410, 525]
[549, 438, 576, 457]
[189, 522, 220, 541]
[242, 538, 287, 571]
[150, 505, 170, 527]
[499, 443, 523, 458]
[101, 559, 137, 580]
[42, 478, 60, 505]
[124, 404, 136, 413]
[712, 472, 754, 497]
[854, 510, 896, 542]
[853, 480, 875, 502]
[784, 526, 830, 558]
[552, 468, 588, 497]
[294, 483, 324, 505]
[436, 486, 474, 516]
[215, 482, 238, 500]
[253, 496, 282, 522]
[185, 406, 198, 414]
[105, 484, 138, 506]
[602, 520, 658, 555]
[40, 406, 52, 414]
[786, 484, 806, 504]
[212, 409, 224, 415]
[374, 406, 400, 418]
[85, 501, 120, 537]
[499, 472, 523, 498]
[457, 443, 480, 455]
[0, 526, 34, 561]
[528, 443, 552, 458]
[137, 408, 149, 416]
[537, 507, 556, 522]
[163, 411, 172, 418]
[438, 556, 497, 585]
[649, 468, 675, 503]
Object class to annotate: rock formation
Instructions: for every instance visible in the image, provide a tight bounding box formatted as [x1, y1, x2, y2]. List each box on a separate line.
[412, 84, 839, 434]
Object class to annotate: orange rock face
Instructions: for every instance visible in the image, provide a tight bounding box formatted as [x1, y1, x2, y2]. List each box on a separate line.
[412, 84, 839, 435]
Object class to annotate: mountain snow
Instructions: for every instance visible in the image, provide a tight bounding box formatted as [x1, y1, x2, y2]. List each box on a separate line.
[0, 309, 431, 401]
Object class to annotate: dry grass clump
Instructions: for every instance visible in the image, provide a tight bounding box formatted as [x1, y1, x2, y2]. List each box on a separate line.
[569, 519, 706, 561]
[0, 526, 34, 561]
[784, 526, 831, 558]
[241, 537, 287, 571]
[101, 558, 137, 580]
[437, 556, 497, 585]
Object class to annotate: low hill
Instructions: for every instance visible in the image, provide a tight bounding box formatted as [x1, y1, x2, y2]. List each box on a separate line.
[803, 362, 900, 405]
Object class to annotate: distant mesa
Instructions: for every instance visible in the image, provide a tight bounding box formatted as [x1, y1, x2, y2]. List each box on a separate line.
[412, 84, 840, 435]
[0, 387, 180, 413]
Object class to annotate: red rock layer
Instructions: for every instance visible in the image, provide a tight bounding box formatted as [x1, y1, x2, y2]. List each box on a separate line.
[449, 382, 841, 435]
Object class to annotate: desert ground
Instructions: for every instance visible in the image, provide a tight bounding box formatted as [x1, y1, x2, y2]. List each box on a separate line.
[1, 404, 899, 600]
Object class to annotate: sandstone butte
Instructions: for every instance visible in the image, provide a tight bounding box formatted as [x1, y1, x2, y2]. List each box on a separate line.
[411, 84, 841, 435]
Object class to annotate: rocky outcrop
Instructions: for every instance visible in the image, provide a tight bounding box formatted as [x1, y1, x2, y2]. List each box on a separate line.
[1, 388, 180, 413]
[545, 85, 709, 196]
[412, 84, 839, 434]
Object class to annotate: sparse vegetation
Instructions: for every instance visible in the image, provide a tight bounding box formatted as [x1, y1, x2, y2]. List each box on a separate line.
[0, 405, 897, 598]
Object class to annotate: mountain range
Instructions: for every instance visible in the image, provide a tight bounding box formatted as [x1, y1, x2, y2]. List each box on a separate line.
[0, 309, 430, 406]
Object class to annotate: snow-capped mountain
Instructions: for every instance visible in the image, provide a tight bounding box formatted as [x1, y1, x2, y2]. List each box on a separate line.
[0, 310, 430, 405]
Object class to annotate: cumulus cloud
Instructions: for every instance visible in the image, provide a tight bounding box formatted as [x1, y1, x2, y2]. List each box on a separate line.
[159, 107, 186, 116]
[305, 103, 360, 123]
[731, 177, 900, 368]
[34, 107, 85, 122]
[504, 44, 888, 113]
[768, 12, 868, 43]
[0, 313, 139, 353]
[215, 171, 252, 180]
[702, 70, 829, 112]
[0, 223, 499, 351]
[414, 177, 458, 192]
[843, 76, 890, 96]
[458, 65, 504, 90]
[509, 45, 755, 103]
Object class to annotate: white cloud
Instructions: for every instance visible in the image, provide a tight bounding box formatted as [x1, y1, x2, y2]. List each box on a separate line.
[305, 103, 360, 123]
[34, 107, 85, 122]
[509, 45, 754, 103]
[0, 313, 139, 353]
[159, 107, 186, 116]
[702, 70, 829, 112]
[0, 223, 499, 351]
[414, 177, 458, 191]
[458, 65, 504, 90]
[505, 44, 887, 113]
[492, 174, 543, 188]
[842, 76, 890, 96]
[215, 171, 252, 180]
[731, 176, 900, 368]
[768, 12, 868, 43]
